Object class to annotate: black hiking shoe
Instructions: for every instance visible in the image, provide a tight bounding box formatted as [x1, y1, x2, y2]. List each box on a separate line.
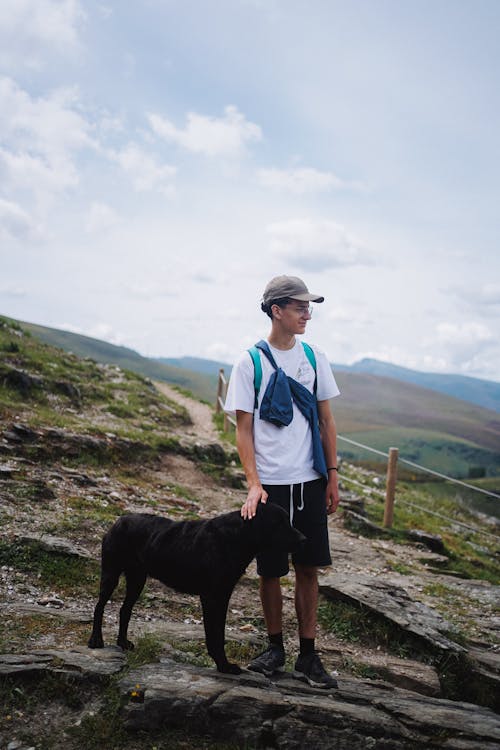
[292, 652, 338, 689]
[248, 645, 285, 676]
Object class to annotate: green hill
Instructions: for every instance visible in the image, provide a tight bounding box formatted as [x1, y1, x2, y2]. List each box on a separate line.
[19, 321, 217, 404]
[9, 317, 500, 479]
[335, 358, 500, 413]
[332, 370, 500, 478]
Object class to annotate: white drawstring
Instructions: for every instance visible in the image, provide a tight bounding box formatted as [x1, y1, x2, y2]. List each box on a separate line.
[298, 483, 305, 511]
[290, 483, 305, 524]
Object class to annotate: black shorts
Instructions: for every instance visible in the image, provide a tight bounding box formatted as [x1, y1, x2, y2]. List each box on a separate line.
[256, 478, 332, 578]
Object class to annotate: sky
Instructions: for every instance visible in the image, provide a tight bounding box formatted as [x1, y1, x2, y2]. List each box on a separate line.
[1, 0, 499, 380]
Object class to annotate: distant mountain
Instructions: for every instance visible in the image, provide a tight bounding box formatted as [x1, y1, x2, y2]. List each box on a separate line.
[157, 356, 230, 378]
[334, 358, 500, 414]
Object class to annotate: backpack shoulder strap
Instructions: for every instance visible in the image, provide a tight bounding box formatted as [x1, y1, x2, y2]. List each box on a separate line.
[302, 342, 316, 371]
[302, 342, 317, 394]
[247, 345, 262, 410]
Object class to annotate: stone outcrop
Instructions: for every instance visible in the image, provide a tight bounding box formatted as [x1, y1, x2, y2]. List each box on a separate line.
[14, 533, 92, 560]
[120, 657, 500, 749]
[2, 649, 500, 749]
[319, 572, 500, 711]
[0, 647, 125, 682]
[319, 573, 465, 654]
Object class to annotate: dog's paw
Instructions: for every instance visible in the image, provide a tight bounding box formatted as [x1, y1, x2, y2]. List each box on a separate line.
[218, 662, 242, 675]
[118, 638, 135, 651]
[87, 635, 104, 649]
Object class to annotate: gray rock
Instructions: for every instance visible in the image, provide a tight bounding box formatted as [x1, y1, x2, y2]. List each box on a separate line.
[3, 369, 43, 396]
[349, 652, 442, 697]
[342, 510, 391, 537]
[15, 533, 92, 560]
[0, 463, 18, 478]
[0, 653, 53, 677]
[53, 380, 81, 401]
[120, 659, 500, 749]
[319, 573, 465, 654]
[0, 647, 126, 681]
[406, 529, 447, 554]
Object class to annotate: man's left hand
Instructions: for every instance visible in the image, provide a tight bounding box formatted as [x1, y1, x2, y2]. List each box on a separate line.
[326, 474, 339, 515]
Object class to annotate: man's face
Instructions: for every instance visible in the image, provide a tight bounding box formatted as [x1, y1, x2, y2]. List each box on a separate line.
[272, 301, 313, 334]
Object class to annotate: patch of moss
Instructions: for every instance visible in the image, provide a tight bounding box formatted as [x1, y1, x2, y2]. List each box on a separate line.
[318, 598, 427, 660]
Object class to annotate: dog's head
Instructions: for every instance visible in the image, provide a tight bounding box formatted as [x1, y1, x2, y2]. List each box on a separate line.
[250, 502, 306, 553]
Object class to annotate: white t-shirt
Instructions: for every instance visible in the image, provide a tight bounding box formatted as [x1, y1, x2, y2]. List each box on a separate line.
[224, 339, 340, 485]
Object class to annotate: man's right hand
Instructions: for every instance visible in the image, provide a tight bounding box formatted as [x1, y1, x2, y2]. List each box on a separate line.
[241, 484, 268, 519]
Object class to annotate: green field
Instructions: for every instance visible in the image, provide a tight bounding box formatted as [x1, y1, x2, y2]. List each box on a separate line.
[337, 427, 500, 480]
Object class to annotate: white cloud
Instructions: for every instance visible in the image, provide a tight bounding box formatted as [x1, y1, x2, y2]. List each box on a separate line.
[0, 147, 79, 197]
[57, 322, 127, 346]
[450, 283, 500, 310]
[0, 283, 27, 298]
[267, 218, 370, 271]
[0, 77, 95, 202]
[85, 202, 120, 234]
[0, 78, 93, 156]
[257, 166, 346, 193]
[0, 198, 42, 241]
[204, 341, 234, 361]
[427, 321, 497, 375]
[0, 0, 85, 68]
[125, 284, 176, 300]
[148, 105, 262, 157]
[435, 321, 494, 346]
[109, 144, 176, 195]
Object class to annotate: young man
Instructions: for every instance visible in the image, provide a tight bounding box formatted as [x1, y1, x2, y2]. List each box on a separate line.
[224, 275, 340, 688]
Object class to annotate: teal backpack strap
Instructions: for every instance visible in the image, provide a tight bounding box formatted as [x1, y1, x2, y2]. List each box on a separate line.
[249, 341, 316, 407]
[248, 345, 262, 409]
[302, 342, 317, 394]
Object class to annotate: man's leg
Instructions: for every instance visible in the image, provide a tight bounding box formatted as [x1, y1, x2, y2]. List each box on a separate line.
[260, 576, 282, 634]
[292, 563, 337, 688]
[248, 576, 285, 675]
[294, 564, 318, 638]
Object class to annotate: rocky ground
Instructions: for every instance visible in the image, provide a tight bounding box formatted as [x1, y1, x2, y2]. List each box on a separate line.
[1, 384, 499, 749]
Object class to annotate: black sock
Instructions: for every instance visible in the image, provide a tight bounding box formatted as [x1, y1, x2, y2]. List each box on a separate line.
[269, 632, 284, 650]
[299, 637, 315, 656]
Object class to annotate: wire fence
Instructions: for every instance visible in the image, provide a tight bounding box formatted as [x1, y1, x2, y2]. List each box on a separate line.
[338, 435, 500, 500]
[337, 435, 500, 542]
[216, 370, 500, 543]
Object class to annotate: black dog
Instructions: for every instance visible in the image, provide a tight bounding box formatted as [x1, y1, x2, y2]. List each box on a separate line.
[88, 503, 304, 673]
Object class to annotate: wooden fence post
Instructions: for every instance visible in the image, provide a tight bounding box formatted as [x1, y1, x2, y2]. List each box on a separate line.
[383, 447, 399, 528]
[215, 367, 236, 432]
[215, 369, 224, 413]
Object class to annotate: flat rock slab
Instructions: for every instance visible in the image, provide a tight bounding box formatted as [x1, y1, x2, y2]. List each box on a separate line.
[120, 658, 500, 750]
[14, 533, 93, 559]
[0, 647, 125, 681]
[319, 573, 465, 654]
[349, 651, 442, 697]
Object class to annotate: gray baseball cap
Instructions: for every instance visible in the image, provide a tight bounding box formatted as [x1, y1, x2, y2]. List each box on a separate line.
[262, 275, 324, 305]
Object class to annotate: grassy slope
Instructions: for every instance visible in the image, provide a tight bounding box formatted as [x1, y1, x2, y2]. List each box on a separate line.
[8, 316, 500, 478]
[335, 357, 500, 414]
[332, 371, 500, 477]
[0, 316, 190, 442]
[20, 320, 217, 404]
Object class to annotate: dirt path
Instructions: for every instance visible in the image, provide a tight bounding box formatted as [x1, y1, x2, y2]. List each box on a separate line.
[155, 381, 221, 443]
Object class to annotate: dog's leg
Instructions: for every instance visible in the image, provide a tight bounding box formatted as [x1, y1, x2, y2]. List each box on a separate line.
[88, 569, 121, 649]
[117, 569, 147, 650]
[200, 590, 241, 675]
